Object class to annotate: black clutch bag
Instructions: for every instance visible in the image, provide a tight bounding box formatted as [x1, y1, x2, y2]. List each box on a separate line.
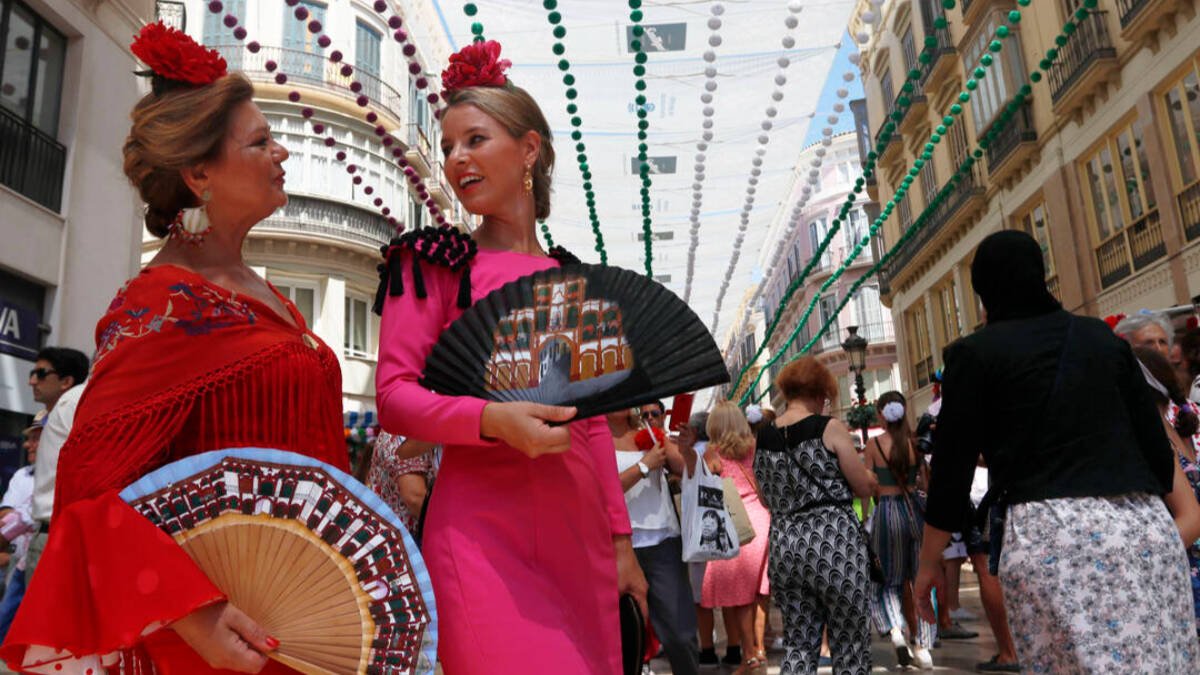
[619, 593, 646, 675]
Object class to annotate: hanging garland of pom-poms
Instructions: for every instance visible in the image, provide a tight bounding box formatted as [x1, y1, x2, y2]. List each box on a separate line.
[733, 0, 1086, 403]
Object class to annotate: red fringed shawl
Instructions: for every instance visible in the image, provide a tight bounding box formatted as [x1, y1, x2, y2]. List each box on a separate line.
[2, 265, 348, 674]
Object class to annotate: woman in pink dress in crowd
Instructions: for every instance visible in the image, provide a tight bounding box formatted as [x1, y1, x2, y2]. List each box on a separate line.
[701, 402, 772, 673]
[373, 41, 646, 673]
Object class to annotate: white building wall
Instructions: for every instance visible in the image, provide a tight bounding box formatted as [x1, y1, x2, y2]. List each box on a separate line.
[0, 0, 153, 437]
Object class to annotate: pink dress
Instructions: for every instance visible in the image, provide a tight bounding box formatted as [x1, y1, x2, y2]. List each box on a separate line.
[701, 446, 771, 607]
[376, 248, 630, 674]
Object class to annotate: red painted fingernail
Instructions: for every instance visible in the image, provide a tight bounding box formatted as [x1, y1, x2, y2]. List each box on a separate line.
[265, 636, 280, 650]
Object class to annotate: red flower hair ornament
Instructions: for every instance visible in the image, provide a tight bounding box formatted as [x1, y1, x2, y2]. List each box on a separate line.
[131, 21, 227, 92]
[441, 40, 512, 93]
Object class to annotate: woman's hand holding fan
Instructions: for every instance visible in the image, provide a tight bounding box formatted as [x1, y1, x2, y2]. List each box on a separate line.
[172, 601, 277, 673]
[480, 401, 577, 457]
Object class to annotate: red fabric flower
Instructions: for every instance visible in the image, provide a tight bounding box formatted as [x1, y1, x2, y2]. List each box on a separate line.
[441, 40, 511, 92]
[131, 21, 227, 86]
[634, 427, 666, 451]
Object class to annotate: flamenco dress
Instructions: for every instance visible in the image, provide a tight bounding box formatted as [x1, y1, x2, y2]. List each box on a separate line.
[375, 235, 630, 674]
[1, 265, 348, 674]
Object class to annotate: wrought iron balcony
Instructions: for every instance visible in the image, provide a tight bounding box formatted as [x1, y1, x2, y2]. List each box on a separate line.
[155, 0, 186, 30]
[211, 45, 404, 123]
[985, 100, 1037, 176]
[887, 165, 985, 281]
[1047, 11, 1116, 104]
[1179, 181, 1200, 242]
[0, 106, 66, 212]
[917, 0, 956, 87]
[1117, 0, 1151, 28]
[1095, 209, 1165, 288]
[257, 194, 397, 250]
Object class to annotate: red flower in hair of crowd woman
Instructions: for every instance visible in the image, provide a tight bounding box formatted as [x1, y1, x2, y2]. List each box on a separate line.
[441, 39, 511, 92]
[131, 21, 227, 85]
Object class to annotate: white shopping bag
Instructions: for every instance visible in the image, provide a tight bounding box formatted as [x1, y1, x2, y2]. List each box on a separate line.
[680, 454, 740, 562]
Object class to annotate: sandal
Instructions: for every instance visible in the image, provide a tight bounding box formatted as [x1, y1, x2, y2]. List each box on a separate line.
[733, 657, 767, 675]
[976, 655, 1021, 672]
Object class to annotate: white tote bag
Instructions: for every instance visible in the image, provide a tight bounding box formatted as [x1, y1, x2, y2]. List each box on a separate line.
[680, 454, 740, 562]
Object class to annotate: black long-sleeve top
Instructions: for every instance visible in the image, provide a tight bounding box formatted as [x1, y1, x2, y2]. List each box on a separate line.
[924, 309, 1176, 532]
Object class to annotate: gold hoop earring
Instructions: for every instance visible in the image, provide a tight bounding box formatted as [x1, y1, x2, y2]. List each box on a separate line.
[523, 166, 534, 194]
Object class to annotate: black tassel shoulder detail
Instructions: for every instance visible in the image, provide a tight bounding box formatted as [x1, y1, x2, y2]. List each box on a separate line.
[373, 226, 479, 315]
[548, 245, 582, 266]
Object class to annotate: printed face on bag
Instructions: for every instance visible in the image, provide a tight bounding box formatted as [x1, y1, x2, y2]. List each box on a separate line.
[700, 509, 720, 538]
[697, 485, 723, 509]
[699, 510, 730, 552]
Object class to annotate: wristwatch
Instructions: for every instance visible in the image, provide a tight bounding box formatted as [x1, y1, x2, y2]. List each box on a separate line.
[637, 461, 650, 479]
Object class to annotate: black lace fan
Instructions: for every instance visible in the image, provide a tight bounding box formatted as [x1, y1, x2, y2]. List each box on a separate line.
[420, 264, 729, 420]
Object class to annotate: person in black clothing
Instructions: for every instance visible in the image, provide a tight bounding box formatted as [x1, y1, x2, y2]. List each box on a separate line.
[914, 230, 1198, 673]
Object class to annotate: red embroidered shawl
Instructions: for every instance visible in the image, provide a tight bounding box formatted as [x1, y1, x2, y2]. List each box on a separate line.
[2, 265, 348, 674]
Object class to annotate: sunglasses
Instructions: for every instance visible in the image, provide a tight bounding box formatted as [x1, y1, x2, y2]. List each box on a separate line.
[29, 368, 57, 380]
[641, 410, 663, 419]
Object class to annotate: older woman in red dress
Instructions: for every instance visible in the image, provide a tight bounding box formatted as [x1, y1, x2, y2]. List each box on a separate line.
[1, 24, 346, 674]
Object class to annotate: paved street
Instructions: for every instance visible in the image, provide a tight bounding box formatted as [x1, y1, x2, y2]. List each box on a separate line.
[651, 571, 1001, 674]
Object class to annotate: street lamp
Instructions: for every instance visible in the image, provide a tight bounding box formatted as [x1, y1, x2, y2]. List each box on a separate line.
[842, 325, 870, 445]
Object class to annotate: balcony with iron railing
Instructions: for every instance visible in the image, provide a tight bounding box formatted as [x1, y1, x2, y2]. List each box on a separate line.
[1179, 181, 1200, 242]
[1095, 209, 1166, 288]
[917, 0, 957, 86]
[211, 44, 405, 124]
[1119, 0, 1193, 45]
[406, 123, 434, 176]
[887, 164, 986, 282]
[256, 194, 397, 251]
[427, 160, 454, 210]
[985, 100, 1038, 184]
[0, 106, 66, 212]
[1118, 0, 1152, 27]
[1046, 11, 1118, 113]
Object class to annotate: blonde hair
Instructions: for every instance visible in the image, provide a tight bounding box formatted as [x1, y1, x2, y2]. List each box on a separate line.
[443, 85, 555, 220]
[706, 401, 754, 460]
[122, 73, 255, 237]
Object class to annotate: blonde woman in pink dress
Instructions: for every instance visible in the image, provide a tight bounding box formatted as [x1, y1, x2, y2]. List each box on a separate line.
[374, 41, 645, 673]
[701, 402, 772, 673]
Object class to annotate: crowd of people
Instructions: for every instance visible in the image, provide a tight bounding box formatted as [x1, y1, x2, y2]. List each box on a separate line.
[2, 21, 1200, 675]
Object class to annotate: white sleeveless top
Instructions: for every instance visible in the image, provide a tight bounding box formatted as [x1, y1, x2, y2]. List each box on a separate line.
[615, 449, 680, 548]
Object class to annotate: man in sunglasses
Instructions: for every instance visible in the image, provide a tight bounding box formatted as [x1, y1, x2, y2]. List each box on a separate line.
[24, 347, 89, 586]
[27, 348, 89, 412]
[641, 400, 667, 431]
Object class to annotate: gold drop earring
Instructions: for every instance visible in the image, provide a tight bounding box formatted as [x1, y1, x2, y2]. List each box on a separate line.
[523, 165, 533, 194]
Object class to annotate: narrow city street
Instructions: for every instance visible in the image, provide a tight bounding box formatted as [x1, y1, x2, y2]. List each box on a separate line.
[651, 571, 999, 674]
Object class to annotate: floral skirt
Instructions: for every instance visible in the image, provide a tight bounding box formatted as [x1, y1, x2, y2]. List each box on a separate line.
[1000, 493, 1198, 674]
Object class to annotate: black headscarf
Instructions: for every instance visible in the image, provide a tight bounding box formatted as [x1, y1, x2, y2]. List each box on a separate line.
[970, 230, 1061, 323]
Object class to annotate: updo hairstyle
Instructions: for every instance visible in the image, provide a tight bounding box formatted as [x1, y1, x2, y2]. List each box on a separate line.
[122, 73, 255, 237]
[443, 84, 555, 220]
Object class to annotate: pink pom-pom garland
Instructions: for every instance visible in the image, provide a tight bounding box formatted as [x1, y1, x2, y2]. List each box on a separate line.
[200, 2, 463, 231]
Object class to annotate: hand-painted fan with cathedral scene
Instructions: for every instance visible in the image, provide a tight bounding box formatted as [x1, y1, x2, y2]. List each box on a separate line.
[120, 448, 437, 675]
[420, 264, 729, 419]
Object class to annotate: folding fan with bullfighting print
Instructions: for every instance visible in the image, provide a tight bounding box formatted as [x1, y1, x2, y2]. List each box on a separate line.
[120, 448, 437, 675]
[419, 264, 729, 419]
